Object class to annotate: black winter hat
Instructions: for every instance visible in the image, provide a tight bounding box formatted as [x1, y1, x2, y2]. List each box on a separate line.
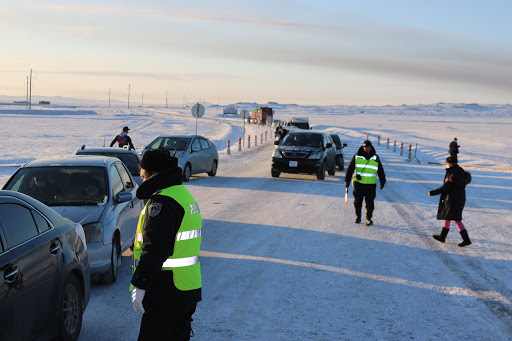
[139, 149, 178, 172]
[362, 140, 372, 147]
[446, 156, 458, 164]
[123, 126, 130, 132]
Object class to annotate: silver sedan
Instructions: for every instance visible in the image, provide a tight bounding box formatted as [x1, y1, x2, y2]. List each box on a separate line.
[142, 135, 218, 181]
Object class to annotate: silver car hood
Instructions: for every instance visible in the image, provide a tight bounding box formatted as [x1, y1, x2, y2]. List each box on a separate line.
[51, 205, 106, 225]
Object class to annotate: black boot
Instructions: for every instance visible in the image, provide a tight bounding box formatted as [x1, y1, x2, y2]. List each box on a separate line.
[458, 230, 472, 247]
[433, 228, 449, 243]
[355, 216, 361, 224]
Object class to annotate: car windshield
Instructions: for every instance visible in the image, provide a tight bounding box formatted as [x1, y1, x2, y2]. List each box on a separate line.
[78, 151, 139, 176]
[147, 137, 191, 151]
[4, 166, 108, 206]
[282, 133, 323, 147]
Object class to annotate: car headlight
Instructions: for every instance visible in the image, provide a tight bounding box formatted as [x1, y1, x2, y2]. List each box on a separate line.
[272, 150, 282, 158]
[308, 151, 322, 159]
[83, 222, 104, 243]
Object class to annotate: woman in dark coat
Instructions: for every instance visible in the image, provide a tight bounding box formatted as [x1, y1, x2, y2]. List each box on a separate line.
[428, 156, 472, 247]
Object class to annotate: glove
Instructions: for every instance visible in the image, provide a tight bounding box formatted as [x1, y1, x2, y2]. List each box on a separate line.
[380, 183, 385, 190]
[131, 287, 146, 313]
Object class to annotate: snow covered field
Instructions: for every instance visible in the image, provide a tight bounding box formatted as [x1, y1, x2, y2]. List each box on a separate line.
[1, 102, 512, 340]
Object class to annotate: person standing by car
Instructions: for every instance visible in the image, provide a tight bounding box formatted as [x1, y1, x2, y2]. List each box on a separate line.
[428, 156, 472, 247]
[110, 126, 135, 150]
[130, 149, 202, 340]
[449, 137, 459, 158]
[345, 140, 386, 226]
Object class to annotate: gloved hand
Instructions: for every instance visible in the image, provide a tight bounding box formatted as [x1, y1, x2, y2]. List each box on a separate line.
[131, 287, 146, 313]
[380, 183, 385, 190]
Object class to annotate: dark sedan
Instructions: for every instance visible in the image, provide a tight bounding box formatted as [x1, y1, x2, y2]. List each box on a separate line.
[0, 190, 90, 341]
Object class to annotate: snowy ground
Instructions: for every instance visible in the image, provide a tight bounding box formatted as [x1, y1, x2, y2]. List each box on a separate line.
[1, 103, 512, 340]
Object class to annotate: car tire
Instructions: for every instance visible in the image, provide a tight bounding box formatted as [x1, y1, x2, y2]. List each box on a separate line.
[328, 159, 336, 176]
[207, 160, 218, 176]
[271, 169, 280, 178]
[317, 161, 326, 180]
[58, 274, 84, 341]
[183, 163, 192, 182]
[339, 156, 345, 170]
[101, 238, 120, 285]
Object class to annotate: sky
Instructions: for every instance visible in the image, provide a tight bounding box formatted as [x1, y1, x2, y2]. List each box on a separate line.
[2, 0, 512, 106]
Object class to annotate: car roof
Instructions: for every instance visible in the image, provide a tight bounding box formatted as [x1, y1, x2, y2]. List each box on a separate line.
[288, 130, 325, 135]
[76, 147, 138, 155]
[21, 155, 118, 168]
[154, 135, 207, 139]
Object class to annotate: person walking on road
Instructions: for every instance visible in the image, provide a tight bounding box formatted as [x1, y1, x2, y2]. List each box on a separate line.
[345, 140, 386, 226]
[110, 126, 135, 150]
[428, 156, 472, 247]
[130, 149, 202, 340]
[449, 137, 459, 158]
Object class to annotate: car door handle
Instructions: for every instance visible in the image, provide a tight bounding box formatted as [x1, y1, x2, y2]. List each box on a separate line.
[50, 243, 61, 254]
[4, 266, 19, 284]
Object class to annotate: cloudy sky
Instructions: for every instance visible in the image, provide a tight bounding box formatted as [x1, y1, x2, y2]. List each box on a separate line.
[2, 0, 512, 105]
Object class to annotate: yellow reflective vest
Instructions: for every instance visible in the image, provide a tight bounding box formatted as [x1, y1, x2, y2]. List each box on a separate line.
[354, 155, 378, 184]
[132, 185, 202, 291]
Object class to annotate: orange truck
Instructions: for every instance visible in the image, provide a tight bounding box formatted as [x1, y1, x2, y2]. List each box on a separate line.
[251, 107, 274, 125]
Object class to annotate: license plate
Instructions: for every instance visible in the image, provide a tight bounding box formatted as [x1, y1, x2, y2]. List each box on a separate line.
[289, 161, 298, 167]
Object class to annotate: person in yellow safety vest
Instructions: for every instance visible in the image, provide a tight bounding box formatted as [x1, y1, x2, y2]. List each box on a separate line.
[344, 140, 386, 226]
[130, 149, 202, 341]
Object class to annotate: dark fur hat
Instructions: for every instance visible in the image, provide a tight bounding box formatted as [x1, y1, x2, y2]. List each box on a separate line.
[446, 156, 458, 164]
[139, 149, 178, 172]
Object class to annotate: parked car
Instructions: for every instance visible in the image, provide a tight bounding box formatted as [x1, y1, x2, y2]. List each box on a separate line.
[289, 117, 310, 129]
[271, 130, 336, 180]
[142, 135, 218, 181]
[2, 156, 144, 284]
[0, 190, 90, 341]
[329, 134, 348, 170]
[75, 146, 142, 185]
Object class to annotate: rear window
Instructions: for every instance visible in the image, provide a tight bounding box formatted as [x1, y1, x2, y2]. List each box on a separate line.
[147, 137, 191, 151]
[282, 133, 323, 147]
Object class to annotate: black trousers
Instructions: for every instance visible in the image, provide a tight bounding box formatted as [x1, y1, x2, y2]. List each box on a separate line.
[353, 183, 376, 219]
[138, 301, 197, 341]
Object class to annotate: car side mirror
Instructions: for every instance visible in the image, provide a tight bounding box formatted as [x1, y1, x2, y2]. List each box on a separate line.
[116, 192, 133, 203]
[274, 141, 280, 145]
[326, 143, 333, 148]
[343, 143, 348, 148]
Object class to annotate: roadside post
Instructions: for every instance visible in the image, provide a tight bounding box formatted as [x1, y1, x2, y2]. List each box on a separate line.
[400, 143, 404, 156]
[408, 144, 412, 161]
[191, 103, 205, 135]
[393, 140, 396, 152]
[248, 135, 251, 148]
[238, 137, 241, 151]
[227, 139, 231, 155]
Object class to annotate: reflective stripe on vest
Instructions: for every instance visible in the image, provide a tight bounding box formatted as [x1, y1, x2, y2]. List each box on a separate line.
[132, 185, 202, 291]
[354, 155, 378, 184]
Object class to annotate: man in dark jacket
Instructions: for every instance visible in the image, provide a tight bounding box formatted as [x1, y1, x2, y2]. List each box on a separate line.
[449, 137, 459, 157]
[345, 140, 386, 226]
[110, 126, 135, 150]
[428, 156, 471, 247]
[131, 149, 202, 340]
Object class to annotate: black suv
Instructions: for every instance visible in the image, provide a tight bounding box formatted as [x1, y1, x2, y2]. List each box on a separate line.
[329, 134, 347, 170]
[271, 131, 336, 180]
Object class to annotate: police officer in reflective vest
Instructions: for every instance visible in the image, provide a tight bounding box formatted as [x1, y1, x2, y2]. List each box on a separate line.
[345, 140, 386, 226]
[130, 149, 202, 341]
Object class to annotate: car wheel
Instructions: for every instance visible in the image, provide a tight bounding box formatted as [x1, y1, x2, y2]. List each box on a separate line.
[271, 169, 280, 178]
[317, 161, 326, 180]
[339, 156, 345, 170]
[207, 160, 218, 176]
[58, 275, 83, 341]
[328, 159, 336, 176]
[101, 238, 120, 285]
[183, 163, 192, 182]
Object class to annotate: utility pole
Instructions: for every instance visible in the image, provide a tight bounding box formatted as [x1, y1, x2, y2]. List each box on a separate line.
[128, 84, 130, 109]
[26, 76, 28, 108]
[29, 69, 32, 110]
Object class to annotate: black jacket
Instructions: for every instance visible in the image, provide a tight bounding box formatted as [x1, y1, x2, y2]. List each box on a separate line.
[110, 134, 135, 150]
[344, 146, 386, 188]
[429, 164, 466, 221]
[449, 141, 459, 155]
[131, 167, 201, 306]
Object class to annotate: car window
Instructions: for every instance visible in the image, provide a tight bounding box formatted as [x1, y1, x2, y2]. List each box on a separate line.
[0, 204, 39, 248]
[110, 165, 124, 197]
[191, 139, 201, 152]
[4, 166, 107, 205]
[79, 152, 140, 176]
[199, 138, 210, 150]
[31, 210, 51, 233]
[115, 162, 134, 191]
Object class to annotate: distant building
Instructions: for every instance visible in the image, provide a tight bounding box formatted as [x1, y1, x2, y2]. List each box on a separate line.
[39, 101, 50, 105]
